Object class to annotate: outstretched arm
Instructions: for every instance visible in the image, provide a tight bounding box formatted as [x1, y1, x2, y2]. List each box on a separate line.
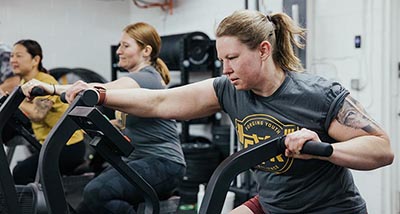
[102, 78, 221, 121]
[0, 75, 20, 95]
[21, 79, 71, 98]
[21, 76, 139, 99]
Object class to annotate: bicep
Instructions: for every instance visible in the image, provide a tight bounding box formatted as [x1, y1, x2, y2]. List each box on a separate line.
[93, 77, 140, 90]
[161, 78, 221, 120]
[328, 95, 388, 141]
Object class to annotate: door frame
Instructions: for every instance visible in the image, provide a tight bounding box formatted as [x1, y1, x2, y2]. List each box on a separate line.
[388, 0, 399, 213]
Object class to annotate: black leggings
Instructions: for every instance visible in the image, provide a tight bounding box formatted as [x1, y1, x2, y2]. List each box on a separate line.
[12, 141, 86, 185]
[76, 157, 185, 214]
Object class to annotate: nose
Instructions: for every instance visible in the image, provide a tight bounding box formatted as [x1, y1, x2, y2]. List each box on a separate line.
[222, 61, 232, 75]
[116, 46, 122, 56]
[9, 55, 16, 64]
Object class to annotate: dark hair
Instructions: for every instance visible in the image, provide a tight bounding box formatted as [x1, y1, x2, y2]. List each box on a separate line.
[216, 10, 306, 72]
[14, 39, 48, 73]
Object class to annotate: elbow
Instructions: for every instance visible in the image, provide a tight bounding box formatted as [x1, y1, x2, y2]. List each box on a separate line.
[361, 153, 394, 171]
[375, 137, 394, 168]
[381, 139, 395, 167]
[371, 149, 394, 169]
[29, 114, 46, 123]
[159, 108, 188, 121]
[381, 151, 394, 167]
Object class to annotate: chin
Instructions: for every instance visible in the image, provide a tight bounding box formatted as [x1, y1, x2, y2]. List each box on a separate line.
[234, 85, 246, 91]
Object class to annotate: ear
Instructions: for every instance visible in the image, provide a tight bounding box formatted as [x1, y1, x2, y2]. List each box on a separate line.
[142, 45, 152, 57]
[259, 41, 272, 61]
[32, 55, 41, 67]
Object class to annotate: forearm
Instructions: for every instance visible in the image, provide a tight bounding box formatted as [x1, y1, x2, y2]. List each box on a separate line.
[323, 135, 393, 170]
[0, 76, 20, 93]
[53, 84, 72, 95]
[104, 88, 169, 119]
[19, 100, 45, 122]
[25, 80, 72, 96]
[103, 87, 216, 120]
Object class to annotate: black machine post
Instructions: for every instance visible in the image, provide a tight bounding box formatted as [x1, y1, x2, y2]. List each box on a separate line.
[38, 89, 98, 214]
[0, 86, 50, 214]
[68, 106, 161, 214]
[0, 87, 26, 214]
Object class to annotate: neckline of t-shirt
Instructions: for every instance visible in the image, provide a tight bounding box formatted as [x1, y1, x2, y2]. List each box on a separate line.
[249, 70, 291, 101]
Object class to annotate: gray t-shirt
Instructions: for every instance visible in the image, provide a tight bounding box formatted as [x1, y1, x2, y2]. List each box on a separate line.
[213, 71, 366, 213]
[0, 44, 14, 84]
[123, 66, 185, 166]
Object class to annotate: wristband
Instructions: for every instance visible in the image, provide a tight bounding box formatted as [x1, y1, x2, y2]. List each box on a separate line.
[93, 86, 107, 105]
[51, 84, 56, 95]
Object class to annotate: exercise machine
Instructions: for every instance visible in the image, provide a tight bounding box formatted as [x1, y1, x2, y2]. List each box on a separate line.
[0, 90, 41, 165]
[0, 87, 48, 214]
[198, 136, 333, 214]
[0, 87, 98, 214]
[40, 89, 179, 214]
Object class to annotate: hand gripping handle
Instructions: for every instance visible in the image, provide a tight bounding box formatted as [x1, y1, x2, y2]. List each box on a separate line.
[278, 137, 333, 157]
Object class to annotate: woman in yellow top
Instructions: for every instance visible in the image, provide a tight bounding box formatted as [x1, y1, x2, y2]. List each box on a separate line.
[10, 39, 86, 185]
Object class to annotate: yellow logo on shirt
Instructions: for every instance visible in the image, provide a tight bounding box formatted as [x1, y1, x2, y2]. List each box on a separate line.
[235, 114, 299, 174]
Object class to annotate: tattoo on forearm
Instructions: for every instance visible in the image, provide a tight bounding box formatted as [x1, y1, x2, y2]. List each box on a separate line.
[34, 98, 53, 118]
[336, 96, 380, 134]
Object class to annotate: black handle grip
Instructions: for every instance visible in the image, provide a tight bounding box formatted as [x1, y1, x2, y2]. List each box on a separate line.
[301, 141, 333, 157]
[31, 87, 46, 97]
[278, 137, 333, 157]
[60, 92, 67, 103]
[60, 89, 98, 106]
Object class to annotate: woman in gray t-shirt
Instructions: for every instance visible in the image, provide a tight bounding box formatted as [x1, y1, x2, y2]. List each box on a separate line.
[60, 10, 393, 214]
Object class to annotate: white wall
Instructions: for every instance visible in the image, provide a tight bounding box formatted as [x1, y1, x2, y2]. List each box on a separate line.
[1, 0, 398, 213]
[126, 0, 243, 39]
[307, 0, 396, 213]
[0, 0, 132, 81]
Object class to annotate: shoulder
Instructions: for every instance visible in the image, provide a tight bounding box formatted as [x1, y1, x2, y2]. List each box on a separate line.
[35, 72, 58, 84]
[213, 75, 231, 90]
[288, 71, 347, 98]
[287, 71, 349, 130]
[288, 71, 331, 87]
[140, 65, 158, 73]
[127, 66, 164, 89]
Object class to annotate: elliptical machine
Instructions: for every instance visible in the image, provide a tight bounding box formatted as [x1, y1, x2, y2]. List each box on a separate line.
[38, 89, 180, 214]
[0, 87, 50, 214]
[0, 86, 98, 214]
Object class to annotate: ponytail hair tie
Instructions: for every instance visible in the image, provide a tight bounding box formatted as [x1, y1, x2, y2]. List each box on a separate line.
[266, 14, 272, 22]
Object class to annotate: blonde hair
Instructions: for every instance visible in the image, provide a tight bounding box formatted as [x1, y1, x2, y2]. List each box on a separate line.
[123, 22, 170, 84]
[216, 10, 306, 72]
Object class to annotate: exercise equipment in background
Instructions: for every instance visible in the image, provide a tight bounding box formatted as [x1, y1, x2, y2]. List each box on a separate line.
[49, 67, 108, 84]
